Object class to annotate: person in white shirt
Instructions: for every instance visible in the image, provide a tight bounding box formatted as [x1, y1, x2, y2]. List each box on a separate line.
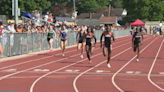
[44, 12, 49, 21]
[64, 19, 67, 25]
[7, 23, 15, 56]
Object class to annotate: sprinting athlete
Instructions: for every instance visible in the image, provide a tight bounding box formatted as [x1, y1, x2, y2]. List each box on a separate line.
[76, 25, 87, 58]
[59, 24, 69, 56]
[100, 26, 115, 68]
[83, 27, 96, 63]
[47, 25, 56, 52]
[132, 27, 144, 62]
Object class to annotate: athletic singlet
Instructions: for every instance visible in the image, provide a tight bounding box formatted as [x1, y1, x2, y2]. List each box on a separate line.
[104, 32, 112, 46]
[86, 33, 93, 44]
[61, 30, 67, 40]
[134, 32, 141, 41]
[79, 31, 85, 40]
[47, 30, 53, 38]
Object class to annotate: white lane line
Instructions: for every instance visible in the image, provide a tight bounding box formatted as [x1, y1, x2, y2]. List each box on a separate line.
[111, 37, 158, 92]
[0, 40, 131, 81]
[0, 37, 131, 71]
[159, 72, 164, 75]
[126, 71, 134, 74]
[29, 39, 135, 92]
[96, 70, 104, 73]
[148, 39, 164, 91]
[2, 69, 17, 72]
[72, 37, 152, 92]
[73, 47, 132, 92]
[135, 71, 141, 74]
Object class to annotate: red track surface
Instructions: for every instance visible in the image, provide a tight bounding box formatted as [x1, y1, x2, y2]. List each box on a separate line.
[0, 35, 164, 92]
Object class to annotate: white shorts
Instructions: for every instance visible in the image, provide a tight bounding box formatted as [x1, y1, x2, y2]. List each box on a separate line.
[157, 32, 159, 35]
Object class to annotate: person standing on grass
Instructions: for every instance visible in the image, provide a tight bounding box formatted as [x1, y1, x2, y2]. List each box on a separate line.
[100, 26, 115, 68]
[132, 27, 144, 62]
[47, 24, 56, 52]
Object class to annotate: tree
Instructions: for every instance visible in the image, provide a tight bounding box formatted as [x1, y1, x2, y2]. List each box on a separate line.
[0, 0, 51, 18]
[51, 4, 73, 17]
[122, 0, 164, 21]
[110, 0, 123, 8]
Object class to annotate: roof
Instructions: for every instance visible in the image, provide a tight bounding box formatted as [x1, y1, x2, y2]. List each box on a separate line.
[130, 19, 145, 26]
[77, 13, 103, 19]
[100, 17, 117, 24]
[55, 17, 74, 22]
[113, 8, 124, 16]
[76, 19, 101, 26]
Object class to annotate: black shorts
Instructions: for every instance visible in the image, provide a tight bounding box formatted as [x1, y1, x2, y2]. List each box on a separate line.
[78, 39, 84, 43]
[104, 41, 111, 48]
[61, 39, 67, 42]
[47, 37, 53, 41]
[134, 40, 141, 45]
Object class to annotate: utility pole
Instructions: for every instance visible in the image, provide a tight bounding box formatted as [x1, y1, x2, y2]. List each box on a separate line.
[73, 0, 76, 24]
[14, 0, 18, 24]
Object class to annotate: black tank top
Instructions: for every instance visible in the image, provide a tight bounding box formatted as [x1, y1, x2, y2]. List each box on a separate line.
[134, 32, 141, 41]
[79, 31, 85, 40]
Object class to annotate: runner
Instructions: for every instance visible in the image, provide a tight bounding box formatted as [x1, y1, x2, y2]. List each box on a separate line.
[47, 25, 56, 52]
[83, 27, 96, 63]
[76, 25, 87, 58]
[132, 27, 144, 62]
[100, 26, 115, 68]
[59, 24, 69, 56]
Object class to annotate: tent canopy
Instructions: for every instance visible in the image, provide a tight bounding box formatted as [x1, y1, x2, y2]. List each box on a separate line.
[130, 19, 145, 26]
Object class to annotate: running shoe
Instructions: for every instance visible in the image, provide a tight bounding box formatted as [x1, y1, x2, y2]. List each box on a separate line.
[107, 63, 111, 68]
[89, 60, 92, 64]
[50, 49, 53, 52]
[136, 59, 139, 62]
[62, 54, 65, 56]
[81, 55, 83, 58]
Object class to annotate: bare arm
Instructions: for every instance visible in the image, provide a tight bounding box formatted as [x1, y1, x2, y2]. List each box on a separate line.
[112, 32, 115, 41]
[76, 31, 80, 42]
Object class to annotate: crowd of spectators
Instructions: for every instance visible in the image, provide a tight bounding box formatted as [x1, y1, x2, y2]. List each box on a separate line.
[0, 10, 128, 58]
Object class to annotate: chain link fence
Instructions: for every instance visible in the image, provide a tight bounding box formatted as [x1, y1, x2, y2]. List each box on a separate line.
[0, 30, 130, 58]
[0, 15, 8, 25]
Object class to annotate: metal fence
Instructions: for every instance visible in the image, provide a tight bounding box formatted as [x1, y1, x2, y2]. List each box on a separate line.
[0, 15, 8, 25]
[0, 30, 130, 58]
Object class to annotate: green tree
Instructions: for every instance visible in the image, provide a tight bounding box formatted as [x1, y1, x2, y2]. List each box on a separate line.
[123, 0, 164, 21]
[110, 0, 123, 8]
[80, 0, 99, 13]
[0, 0, 51, 18]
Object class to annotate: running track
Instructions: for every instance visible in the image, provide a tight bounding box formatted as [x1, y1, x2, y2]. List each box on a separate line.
[0, 35, 164, 92]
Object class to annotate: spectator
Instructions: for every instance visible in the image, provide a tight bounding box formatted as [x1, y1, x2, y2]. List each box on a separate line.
[44, 12, 49, 21]
[0, 22, 3, 57]
[64, 19, 67, 25]
[6, 22, 15, 56]
[48, 13, 53, 23]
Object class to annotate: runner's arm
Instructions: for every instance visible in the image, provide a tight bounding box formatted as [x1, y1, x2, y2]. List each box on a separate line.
[93, 34, 97, 44]
[100, 32, 104, 47]
[112, 32, 115, 41]
[76, 31, 80, 42]
[141, 32, 144, 45]
[53, 30, 56, 39]
[67, 31, 69, 39]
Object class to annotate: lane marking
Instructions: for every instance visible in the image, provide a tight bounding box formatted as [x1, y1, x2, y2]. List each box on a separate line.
[126, 71, 134, 74]
[112, 37, 158, 92]
[148, 39, 164, 91]
[159, 72, 164, 75]
[0, 37, 139, 71]
[30, 38, 135, 92]
[72, 37, 153, 92]
[2, 69, 17, 72]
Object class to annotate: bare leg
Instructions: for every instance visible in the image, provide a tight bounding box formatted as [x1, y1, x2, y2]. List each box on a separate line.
[103, 47, 107, 56]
